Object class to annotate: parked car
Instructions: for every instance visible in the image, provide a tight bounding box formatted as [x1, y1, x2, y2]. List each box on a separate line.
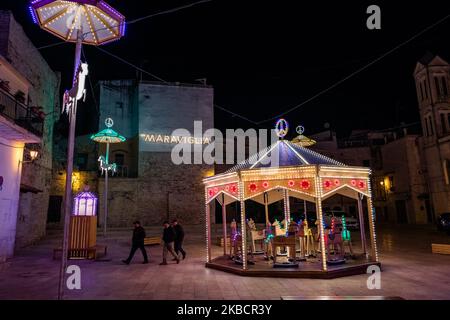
[323, 210, 359, 230]
[437, 213, 450, 234]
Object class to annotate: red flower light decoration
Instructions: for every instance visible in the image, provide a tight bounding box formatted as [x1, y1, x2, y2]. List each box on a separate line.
[301, 180, 310, 189]
[262, 181, 269, 189]
[249, 183, 258, 192]
[208, 189, 215, 197]
[351, 179, 357, 187]
[288, 180, 295, 187]
[230, 184, 237, 193]
[213, 187, 219, 194]
[334, 179, 340, 186]
[358, 180, 366, 189]
[323, 180, 332, 189]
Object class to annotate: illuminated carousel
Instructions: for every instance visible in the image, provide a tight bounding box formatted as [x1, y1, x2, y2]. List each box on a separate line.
[203, 120, 380, 278]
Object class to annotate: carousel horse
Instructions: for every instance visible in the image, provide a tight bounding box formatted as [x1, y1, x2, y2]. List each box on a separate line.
[98, 156, 117, 176]
[248, 218, 265, 253]
[341, 217, 354, 257]
[296, 220, 306, 260]
[62, 63, 89, 115]
[272, 219, 286, 236]
[326, 217, 345, 264]
[263, 222, 274, 260]
[229, 219, 240, 258]
[303, 220, 316, 257]
[272, 219, 287, 255]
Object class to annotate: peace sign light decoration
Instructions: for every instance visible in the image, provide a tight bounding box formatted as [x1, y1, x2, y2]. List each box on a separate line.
[275, 119, 289, 139]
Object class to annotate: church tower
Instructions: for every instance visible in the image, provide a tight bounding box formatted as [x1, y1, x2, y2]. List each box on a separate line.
[414, 54, 450, 139]
[413, 54, 450, 218]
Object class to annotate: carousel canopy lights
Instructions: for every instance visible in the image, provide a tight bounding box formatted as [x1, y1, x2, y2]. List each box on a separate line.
[29, 0, 126, 45]
[226, 139, 343, 173]
[227, 119, 341, 173]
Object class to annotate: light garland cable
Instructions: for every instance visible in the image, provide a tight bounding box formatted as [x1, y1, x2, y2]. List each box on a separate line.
[80, 0, 214, 39]
[94, 46, 259, 124]
[33, 8, 450, 128]
[254, 12, 450, 125]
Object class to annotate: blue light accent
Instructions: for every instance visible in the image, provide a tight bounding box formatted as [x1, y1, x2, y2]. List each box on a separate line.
[29, 6, 38, 24]
[121, 21, 127, 36]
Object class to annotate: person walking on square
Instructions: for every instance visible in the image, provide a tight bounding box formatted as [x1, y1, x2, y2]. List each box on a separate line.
[172, 219, 186, 260]
[160, 221, 179, 265]
[122, 221, 149, 265]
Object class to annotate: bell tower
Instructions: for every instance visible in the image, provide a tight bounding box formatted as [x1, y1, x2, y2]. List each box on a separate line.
[413, 54, 450, 140]
[413, 53, 450, 219]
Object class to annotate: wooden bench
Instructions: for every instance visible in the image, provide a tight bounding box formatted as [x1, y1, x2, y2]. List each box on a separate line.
[53, 245, 108, 260]
[144, 237, 161, 246]
[431, 243, 450, 255]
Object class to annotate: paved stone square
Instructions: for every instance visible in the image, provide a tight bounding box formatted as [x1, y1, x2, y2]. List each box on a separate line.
[0, 224, 449, 300]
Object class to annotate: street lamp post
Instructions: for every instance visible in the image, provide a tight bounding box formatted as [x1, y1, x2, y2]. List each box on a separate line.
[91, 118, 126, 236]
[29, 0, 126, 300]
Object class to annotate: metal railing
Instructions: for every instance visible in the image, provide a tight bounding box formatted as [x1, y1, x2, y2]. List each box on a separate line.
[0, 87, 44, 137]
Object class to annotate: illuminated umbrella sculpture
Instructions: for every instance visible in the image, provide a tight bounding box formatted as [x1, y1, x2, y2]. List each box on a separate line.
[91, 118, 126, 237]
[29, 0, 125, 300]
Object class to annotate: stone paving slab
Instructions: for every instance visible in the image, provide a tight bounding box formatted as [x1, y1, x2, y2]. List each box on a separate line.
[0, 224, 449, 300]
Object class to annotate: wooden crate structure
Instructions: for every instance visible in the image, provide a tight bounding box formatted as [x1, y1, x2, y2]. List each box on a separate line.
[68, 216, 97, 259]
[431, 243, 450, 255]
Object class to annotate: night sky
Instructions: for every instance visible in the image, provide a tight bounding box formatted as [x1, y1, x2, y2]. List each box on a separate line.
[3, 0, 450, 138]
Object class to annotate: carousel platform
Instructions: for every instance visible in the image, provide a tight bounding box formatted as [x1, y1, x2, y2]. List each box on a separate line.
[206, 254, 380, 279]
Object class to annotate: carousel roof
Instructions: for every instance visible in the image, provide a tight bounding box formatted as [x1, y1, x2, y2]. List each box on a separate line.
[226, 140, 344, 173]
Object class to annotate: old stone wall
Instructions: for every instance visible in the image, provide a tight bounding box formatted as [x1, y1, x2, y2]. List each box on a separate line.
[96, 81, 214, 228]
[0, 11, 60, 248]
[98, 152, 211, 227]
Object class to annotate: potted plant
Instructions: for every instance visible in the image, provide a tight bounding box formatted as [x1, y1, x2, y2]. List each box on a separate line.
[14, 90, 26, 104]
[0, 80, 10, 93]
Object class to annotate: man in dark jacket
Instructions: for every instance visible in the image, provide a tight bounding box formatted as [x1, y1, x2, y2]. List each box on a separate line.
[160, 221, 179, 265]
[172, 219, 186, 260]
[122, 221, 148, 265]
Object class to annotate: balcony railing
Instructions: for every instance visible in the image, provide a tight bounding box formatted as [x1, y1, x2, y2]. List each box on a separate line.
[0, 87, 44, 137]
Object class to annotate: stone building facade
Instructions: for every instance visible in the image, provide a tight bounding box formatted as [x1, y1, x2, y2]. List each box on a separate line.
[48, 134, 99, 226]
[95, 80, 214, 227]
[309, 127, 429, 224]
[0, 11, 59, 261]
[413, 54, 450, 218]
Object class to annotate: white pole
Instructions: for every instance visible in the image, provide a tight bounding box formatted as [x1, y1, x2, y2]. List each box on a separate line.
[358, 194, 367, 256]
[58, 28, 83, 300]
[104, 142, 110, 237]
